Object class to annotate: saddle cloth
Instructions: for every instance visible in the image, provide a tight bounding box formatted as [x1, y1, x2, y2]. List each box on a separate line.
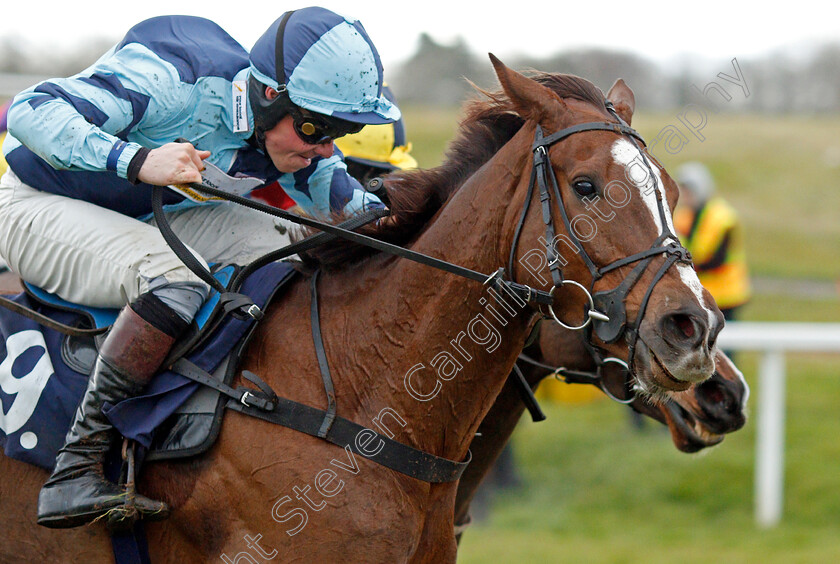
[0, 261, 297, 470]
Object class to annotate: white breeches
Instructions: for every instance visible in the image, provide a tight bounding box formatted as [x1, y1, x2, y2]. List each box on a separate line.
[0, 169, 294, 309]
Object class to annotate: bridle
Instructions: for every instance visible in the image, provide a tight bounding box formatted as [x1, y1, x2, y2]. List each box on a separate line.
[516, 345, 635, 405]
[507, 102, 694, 395]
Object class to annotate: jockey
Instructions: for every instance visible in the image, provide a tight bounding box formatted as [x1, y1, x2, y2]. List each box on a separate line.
[0, 7, 399, 529]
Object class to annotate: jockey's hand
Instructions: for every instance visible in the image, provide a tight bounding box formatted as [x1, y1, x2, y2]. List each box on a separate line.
[137, 142, 211, 186]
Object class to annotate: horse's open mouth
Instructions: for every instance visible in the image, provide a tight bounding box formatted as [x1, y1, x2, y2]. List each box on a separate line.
[662, 400, 725, 453]
[633, 336, 693, 395]
[627, 345, 692, 401]
[651, 353, 692, 391]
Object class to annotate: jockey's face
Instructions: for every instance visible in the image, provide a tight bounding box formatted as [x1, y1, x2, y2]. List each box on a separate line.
[263, 114, 335, 173]
[262, 86, 335, 172]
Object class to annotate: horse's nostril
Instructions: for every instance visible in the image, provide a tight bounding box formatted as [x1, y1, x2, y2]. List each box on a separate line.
[660, 311, 708, 350]
[699, 377, 726, 405]
[674, 314, 695, 339]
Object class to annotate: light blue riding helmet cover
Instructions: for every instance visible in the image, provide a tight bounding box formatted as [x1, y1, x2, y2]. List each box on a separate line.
[249, 7, 400, 125]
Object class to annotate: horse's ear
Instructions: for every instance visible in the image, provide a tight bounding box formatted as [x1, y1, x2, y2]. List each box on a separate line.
[489, 53, 561, 123]
[607, 79, 635, 125]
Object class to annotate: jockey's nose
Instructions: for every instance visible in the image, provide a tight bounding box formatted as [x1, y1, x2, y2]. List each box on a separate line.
[314, 142, 334, 159]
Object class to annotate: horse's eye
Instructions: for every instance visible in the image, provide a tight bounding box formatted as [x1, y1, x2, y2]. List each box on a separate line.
[573, 180, 596, 197]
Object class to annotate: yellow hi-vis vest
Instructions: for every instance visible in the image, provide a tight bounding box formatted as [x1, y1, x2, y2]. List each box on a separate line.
[674, 197, 751, 309]
[0, 133, 7, 178]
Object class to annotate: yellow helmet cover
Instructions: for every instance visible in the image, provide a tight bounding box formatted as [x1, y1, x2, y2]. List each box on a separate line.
[335, 85, 417, 171]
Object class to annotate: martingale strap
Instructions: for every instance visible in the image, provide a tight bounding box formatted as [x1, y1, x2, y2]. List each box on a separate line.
[310, 270, 337, 438]
[300, 267, 471, 482]
[510, 363, 547, 422]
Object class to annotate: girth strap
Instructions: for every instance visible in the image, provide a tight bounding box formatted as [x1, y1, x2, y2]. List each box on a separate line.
[171, 332, 471, 482]
[227, 398, 472, 483]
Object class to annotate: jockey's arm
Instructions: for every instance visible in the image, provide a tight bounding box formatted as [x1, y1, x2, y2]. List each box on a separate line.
[5, 44, 193, 181]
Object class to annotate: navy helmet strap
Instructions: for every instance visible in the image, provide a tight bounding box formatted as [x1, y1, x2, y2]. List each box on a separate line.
[273, 10, 295, 90]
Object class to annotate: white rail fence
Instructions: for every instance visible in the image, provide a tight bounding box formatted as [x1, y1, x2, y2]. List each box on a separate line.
[717, 322, 840, 528]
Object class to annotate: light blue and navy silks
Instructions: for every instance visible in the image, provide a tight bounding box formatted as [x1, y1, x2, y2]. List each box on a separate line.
[2, 14, 384, 219]
[0, 261, 296, 471]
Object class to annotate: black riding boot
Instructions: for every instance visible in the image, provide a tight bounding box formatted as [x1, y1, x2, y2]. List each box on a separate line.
[37, 302, 181, 529]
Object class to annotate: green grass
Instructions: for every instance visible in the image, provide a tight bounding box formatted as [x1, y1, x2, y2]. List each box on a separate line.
[456, 354, 840, 563]
[395, 105, 840, 562]
[399, 104, 462, 168]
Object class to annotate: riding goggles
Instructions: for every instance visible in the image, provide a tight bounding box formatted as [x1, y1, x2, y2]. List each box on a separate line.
[287, 104, 365, 145]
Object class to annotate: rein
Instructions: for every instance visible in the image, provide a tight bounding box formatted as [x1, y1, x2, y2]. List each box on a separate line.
[151, 181, 556, 322]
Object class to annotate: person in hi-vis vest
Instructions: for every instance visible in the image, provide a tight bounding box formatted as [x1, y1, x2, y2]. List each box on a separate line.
[674, 162, 752, 321]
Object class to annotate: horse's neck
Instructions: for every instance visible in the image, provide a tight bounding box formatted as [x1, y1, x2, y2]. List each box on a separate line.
[454, 367, 533, 525]
[313, 139, 536, 462]
[454, 329, 593, 520]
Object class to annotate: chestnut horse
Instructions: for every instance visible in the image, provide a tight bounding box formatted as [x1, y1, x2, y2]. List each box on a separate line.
[454, 321, 749, 538]
[0, 56, 723, 562]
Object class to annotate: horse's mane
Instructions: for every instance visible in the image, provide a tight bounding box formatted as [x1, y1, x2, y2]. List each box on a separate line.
[303, 72, 608, 268]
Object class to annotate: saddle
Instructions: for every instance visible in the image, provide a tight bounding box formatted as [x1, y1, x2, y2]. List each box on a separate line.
[0, 261, 298, 470]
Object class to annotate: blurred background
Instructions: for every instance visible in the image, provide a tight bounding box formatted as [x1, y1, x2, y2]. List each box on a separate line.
[1, 2, 839, 562]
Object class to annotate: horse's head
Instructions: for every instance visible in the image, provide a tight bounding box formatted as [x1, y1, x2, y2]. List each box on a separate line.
[491, 55, 724, 398]
[534, 324, 749, 453]
[658, 350, 749, 451]
[599, 347, 749, 452]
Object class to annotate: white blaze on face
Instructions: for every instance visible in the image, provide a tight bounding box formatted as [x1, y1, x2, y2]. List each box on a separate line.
[610, 139, 677, 238]
[610, 138, 716, 330]
[677, 263, 716, 329]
